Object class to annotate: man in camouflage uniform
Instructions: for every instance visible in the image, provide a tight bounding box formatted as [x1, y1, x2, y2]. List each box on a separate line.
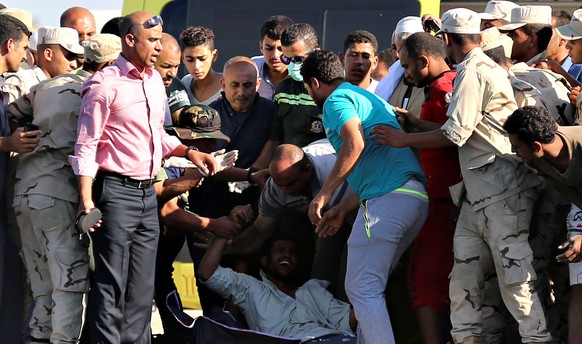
[7, 34, 121, 344]
[483, 24, 574, 342]
[2, 26, 83, 105]
[372, 8, 551, 344]
[499, 5, 553, 65]
[481, 26, 576, 126]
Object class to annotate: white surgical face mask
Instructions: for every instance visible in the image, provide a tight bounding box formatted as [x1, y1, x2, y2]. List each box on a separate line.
[287, 62, 303, 82]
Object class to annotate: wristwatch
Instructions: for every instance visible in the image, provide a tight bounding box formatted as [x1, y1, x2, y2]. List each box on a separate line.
[184, 146, 199, 160]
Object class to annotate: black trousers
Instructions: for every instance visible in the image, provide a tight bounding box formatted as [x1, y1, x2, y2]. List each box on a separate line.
[88, 176, 159, 344]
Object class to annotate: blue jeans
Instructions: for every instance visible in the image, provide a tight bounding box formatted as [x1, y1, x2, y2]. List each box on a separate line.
[345, 179, 428, 344]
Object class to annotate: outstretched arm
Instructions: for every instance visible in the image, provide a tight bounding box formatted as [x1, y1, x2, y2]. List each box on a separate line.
[371, 126, 454, 149]
[156, 169, 203, 202]
[158, 197, 241, 239]
[227, 214, 279, 255]
[197, 237, 228, 281]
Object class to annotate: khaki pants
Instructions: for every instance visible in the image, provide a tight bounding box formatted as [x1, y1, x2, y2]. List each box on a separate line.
[449, 191, 552, 343]
[15, 195, 89, 344]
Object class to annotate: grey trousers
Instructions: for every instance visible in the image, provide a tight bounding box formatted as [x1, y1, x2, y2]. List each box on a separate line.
[88, 176, 159, 344]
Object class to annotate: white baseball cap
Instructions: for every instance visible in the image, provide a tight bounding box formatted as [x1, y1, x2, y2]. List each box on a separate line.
[394, 16, 424, 35]
[28, 32, 38, 51]
[556, 9, 582, 41]
[437, 8, 481, 35]
[37, 26, 84, 55]
[498, 5, 552, 31]
[480, 1, 519, 21]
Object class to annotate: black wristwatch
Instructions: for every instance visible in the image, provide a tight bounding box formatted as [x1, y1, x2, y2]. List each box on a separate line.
[184, 146, 199, 160]
[247, 167, 259, 183]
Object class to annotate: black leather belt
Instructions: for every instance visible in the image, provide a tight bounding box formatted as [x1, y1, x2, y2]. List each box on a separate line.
[97, 171, 155, 189]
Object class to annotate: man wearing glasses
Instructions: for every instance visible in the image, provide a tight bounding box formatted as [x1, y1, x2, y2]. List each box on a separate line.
[70, 12, 218, 343]
[253, 22, 324, 171]
[249, 23, 328, 285]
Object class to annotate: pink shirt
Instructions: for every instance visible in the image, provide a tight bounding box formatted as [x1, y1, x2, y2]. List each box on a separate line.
[70, 54, 181, 180]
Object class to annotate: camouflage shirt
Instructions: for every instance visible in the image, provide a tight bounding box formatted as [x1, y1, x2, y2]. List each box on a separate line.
[441, 48, 540, 210]
[509, 62, 576, 125]
[7, 70, 91, 203]
[1, 66, 47, 105]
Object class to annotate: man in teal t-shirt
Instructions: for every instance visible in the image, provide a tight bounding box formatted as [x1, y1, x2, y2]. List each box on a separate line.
[301, 50, 428, 344]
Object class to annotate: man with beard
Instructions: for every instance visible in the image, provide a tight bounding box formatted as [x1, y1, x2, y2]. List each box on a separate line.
[186, 56, 275, 325]
[198, 231, 357, 342]
[340, 30, 379, 92]
[154, 33, 190, 125]
[372, 9, 551, 344]
[395, 31, 460, 344]
[227, 141, 354, 298]
[375, 16, 424, 116]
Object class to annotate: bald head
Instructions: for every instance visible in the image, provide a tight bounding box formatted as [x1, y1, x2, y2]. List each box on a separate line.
[161, 33, 180, 54]
[223, 56, 258, 77]
[119, 11, 163, 71]
[60, 7, 96, 43]
[269, 144, 312, 196]
[155, 33, 181, 87]
[272, 144, 305, 166]
[221, 56, 261, 112]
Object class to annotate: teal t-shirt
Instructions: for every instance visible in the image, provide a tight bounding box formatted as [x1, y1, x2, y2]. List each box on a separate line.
[323, 82, 425, 200]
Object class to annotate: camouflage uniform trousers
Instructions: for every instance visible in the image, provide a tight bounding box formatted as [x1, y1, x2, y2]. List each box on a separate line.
[450, 190, 552, 343]
[14, 194, 90, 344]
[480, 186, 570, 344]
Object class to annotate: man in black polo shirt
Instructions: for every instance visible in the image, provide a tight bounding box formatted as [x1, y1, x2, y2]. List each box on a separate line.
[187, 56, 275, 325]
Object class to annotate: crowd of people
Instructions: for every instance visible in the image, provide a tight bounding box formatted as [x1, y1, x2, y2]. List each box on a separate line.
[2, 1, 582, 343]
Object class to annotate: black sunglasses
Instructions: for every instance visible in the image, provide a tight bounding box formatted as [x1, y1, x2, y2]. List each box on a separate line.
[126, 15, 164, 35]
[60, 46, 79, 61]
[280, 53, 310, 65]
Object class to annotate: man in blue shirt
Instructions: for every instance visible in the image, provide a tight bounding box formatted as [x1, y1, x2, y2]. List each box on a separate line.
[301, 50, 428, 344]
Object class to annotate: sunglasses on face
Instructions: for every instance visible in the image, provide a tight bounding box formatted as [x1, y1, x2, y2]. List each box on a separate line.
[60, 46, 79, 61]
[126, 15, 164, 35]
[280, 53, 310, 65]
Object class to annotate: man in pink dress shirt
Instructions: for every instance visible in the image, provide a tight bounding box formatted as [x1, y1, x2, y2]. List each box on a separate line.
[69, 11, 218, 343]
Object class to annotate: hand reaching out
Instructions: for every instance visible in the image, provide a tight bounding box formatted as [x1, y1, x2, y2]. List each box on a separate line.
[370, 125, 408, 147]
